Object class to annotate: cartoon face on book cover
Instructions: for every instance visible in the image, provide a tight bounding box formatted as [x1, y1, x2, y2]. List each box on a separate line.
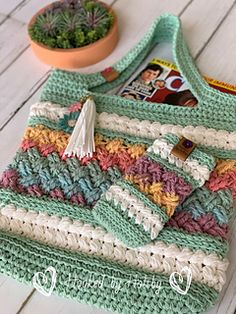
[118, 59, 198, 107]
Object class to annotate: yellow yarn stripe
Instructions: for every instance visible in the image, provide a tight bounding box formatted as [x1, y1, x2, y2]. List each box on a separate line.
[23, 125, 147, 159]
[214, 159, 236, 175]
[125, 174, 179, 216]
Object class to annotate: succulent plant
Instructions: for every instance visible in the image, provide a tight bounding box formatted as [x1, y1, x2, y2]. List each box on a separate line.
[56, 31, 73, 48]
[80, 5, 113, 30]
[32, 11, 60, 37]
[74, 28, 86, 46]
[59, 10, 81, 32]
[29, 0, 113, 49]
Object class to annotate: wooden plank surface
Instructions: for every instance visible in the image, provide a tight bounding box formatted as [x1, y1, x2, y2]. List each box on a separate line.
[0, 49, 49, 130]
[197, 1, 236, 83]
[0, 0, 26, 16]
[0, 275, 33, 314]
[181, 0, 236, 58]
[0, 17, 28, 74]
[0, 0, 236, 313]
[0, 13, 6, 23]
[20, 291, 112, 314]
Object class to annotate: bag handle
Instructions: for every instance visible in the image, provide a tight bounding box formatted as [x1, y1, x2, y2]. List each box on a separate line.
[40, 13, 236, 134]
[78, 13, 209, 101]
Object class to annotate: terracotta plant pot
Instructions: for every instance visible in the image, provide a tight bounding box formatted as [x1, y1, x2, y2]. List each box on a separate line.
[28, 1, 119, 69]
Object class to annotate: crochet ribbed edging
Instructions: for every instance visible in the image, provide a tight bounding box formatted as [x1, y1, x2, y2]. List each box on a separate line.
[0, 230, 219, 314]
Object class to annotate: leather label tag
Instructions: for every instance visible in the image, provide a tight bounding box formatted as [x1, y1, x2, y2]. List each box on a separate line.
[170, 137, 196, 161]
[101, 67, 119, 82]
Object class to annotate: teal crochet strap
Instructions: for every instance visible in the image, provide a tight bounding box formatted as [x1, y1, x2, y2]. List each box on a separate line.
[0, 230, 218, 314]
[40, 14, 236, 135]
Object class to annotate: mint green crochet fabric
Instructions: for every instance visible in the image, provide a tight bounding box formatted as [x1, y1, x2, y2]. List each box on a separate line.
[0, 13, 236, 314]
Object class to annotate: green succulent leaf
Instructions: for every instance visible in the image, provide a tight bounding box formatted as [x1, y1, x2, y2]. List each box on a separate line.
[33, 11, 60, 36]
[58, 10, 82, 32]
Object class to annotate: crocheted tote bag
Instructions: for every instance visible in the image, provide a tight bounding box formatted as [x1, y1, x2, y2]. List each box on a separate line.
[1, 13, 236, 314]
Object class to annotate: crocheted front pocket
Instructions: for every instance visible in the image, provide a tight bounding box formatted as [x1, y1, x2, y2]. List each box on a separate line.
[92, 133, 216, 248]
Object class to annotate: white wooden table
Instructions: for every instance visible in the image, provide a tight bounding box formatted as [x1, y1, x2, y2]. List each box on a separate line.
[0, 0, 236, 313]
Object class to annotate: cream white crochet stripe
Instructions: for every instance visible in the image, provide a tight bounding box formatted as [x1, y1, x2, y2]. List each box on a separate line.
[0, 204, 228, 291]
[105, 185, 164, 239]
[97, 112, 236, 151]
[147, 138, 211, 185]
[29, 102, 236, 151]
[30, 102, 69, 120]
